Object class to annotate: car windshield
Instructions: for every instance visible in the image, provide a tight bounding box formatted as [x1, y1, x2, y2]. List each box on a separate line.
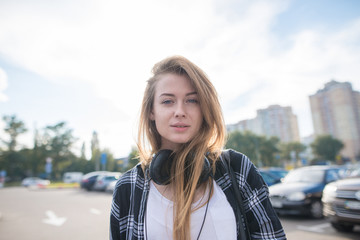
[260, 172, 277, 185]
[270, 170, 288, 178]
[105, 176, 118, 181]
[283, 169, 325, 183]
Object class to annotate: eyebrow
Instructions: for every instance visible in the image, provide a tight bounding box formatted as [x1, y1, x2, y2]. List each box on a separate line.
[159, 92, 197, 97]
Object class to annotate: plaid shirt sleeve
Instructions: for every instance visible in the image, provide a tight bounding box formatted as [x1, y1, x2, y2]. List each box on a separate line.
[223, 149, 287, 240]
[110, 165, 148, 240]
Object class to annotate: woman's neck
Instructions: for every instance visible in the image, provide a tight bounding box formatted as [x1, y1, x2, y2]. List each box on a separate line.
[152, 181, 208, 203]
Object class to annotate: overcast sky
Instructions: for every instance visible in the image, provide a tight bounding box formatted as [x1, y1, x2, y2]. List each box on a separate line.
[1, 0, 359, 158]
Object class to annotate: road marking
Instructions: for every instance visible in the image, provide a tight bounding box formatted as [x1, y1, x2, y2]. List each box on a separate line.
[297, 223, 331, 233]
[42, 210, 67, 227]
[90, 208, 102, 215]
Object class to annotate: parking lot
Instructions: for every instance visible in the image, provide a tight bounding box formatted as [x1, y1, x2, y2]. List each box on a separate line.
[0, 187, 359, 240]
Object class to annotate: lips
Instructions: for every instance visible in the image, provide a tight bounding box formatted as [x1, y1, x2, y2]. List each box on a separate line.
[171, 123, 190, 128]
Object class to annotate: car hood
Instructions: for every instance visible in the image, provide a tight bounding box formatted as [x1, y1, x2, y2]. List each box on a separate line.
[327, 177, 360, 191]
[269, 182, 324, 196]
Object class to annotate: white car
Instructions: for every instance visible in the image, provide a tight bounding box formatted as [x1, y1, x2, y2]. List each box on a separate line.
[106, 180, 118, 193]
[21, 177, 50, 187]
[63, 172, 83, 183]
[93, 172, 121, 191]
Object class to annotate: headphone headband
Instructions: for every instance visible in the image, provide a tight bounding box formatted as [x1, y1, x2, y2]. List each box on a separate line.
[149, 149, 211, 185]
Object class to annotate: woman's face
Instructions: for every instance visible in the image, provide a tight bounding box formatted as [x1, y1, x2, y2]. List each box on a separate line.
[150, 73, 203, 150]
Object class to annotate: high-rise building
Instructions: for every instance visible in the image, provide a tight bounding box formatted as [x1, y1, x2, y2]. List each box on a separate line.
[257, 105, 300, 142]
[309, 80, 360, 161]
[227, 105, 300, 143]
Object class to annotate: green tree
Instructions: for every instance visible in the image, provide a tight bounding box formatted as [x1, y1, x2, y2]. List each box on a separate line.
[259, 136, 280, 167]
[24, 128, 49, 177]
[0, 150, 27, 180]
[62, 156, 94, 175]
[91, 131, 101, 171]
[80, 142, 87, 160]
[0, 115, 28, 180]
[40, 122, 78, 179]
[311, 135, 344, 162]
[62, 141, 95, 174]
[28, 144, 48, 177]
[226, 131, 258, 162]
[225, 131, 281, 167]
[100, 149, 117, 172]
[2, 115, 27, 151]
[280, 142, 307, 161]
[126, 146, 139, 171]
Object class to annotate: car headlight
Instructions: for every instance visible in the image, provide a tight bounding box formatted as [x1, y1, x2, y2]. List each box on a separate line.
[287, 192, 306, 201]
[322, 184, 337, 200]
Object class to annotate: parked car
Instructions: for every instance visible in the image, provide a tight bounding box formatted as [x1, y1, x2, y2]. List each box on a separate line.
[63, 172, 83, 183]
[93, 172, 121, 191]
[269, 165, 342, 218]
[106, 178, 118, 193]
[80, 171, 109, 191]
[266, 168, 288, 179]
[349, 166, 360, 177]
[259, 170, 281, 186]
[322, 177, 360, 232]
[21, 177, 50, 187]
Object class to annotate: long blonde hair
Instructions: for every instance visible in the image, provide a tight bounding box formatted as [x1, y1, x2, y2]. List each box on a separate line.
[137, 56, 226, 240]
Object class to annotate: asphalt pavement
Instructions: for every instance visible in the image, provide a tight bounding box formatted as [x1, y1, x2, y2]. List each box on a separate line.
[0, 187, 359, 240]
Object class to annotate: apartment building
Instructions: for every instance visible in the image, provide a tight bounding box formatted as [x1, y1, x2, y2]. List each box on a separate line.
[227, 104, 300, 143]
[309, 80, 360, 161]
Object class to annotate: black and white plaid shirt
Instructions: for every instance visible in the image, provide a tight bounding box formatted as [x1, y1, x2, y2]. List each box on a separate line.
[110, 149, 287, 240]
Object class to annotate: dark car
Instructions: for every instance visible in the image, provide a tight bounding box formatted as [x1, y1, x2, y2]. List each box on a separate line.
[269, 165, 342, 218]
[93, 172, 122, 191]
[260, 168, 288, 186]
[80, 171, 109, 191]
[259, 170, 282, 186]
[322, 177, 360, 232]
[266, 168, 288, 179]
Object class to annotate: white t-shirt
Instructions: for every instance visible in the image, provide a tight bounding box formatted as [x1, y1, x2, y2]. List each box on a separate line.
[145, 180, 237, 240]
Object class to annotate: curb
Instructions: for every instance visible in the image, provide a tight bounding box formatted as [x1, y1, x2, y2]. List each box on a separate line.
[28, 184, 80, 190]
[39, 185, 80, 189]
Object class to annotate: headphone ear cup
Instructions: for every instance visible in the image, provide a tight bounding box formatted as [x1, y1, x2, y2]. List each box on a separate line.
[149, 149, 174, 185]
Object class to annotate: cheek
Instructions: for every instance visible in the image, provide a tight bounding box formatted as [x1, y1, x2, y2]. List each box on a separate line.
[152, 112, 169, 130]
[193, 111, 204, 128]
[195, 108, 203, 121]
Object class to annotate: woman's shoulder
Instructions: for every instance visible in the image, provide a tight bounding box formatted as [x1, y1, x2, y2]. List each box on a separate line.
[116, 163, 144, 187]
[222, 148, 255, 175]
[223, 149, 265, 189]
[223, 149, 251, 165]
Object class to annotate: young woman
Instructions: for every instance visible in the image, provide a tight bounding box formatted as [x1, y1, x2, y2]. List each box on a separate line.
[110, 56, 286, 240]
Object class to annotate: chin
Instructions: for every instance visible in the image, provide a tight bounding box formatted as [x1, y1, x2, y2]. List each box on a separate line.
[163, 139, 191, 149]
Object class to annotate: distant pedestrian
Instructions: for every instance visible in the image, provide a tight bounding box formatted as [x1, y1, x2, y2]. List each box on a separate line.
[110, 56, 286, 240]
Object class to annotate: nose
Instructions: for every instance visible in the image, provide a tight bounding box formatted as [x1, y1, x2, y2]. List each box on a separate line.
[174, 102, 186, 118]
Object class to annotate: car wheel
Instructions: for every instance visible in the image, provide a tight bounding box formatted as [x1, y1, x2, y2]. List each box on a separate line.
[310, 201, 323, 219]
[331, 222, 354, 232]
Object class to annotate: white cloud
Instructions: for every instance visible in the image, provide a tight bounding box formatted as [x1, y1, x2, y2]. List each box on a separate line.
[0, 68, 8, 102]
[0, 0, 359, 156]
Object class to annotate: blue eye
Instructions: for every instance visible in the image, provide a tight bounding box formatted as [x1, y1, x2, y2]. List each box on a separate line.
[186, 99, 198, 104]
[162, 100, 173, 104]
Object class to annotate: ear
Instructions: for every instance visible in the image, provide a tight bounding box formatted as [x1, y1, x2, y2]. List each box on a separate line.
[149, 110, 155, 121]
